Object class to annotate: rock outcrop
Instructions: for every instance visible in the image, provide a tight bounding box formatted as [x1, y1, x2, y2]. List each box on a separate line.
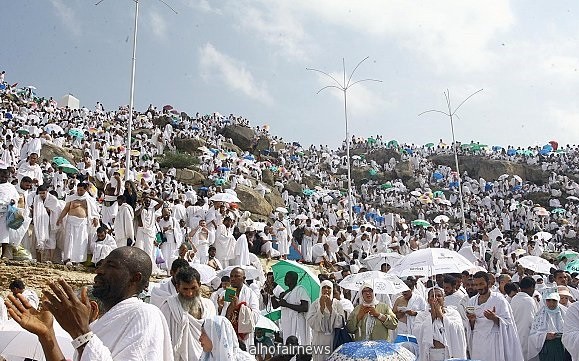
[219, 125, 257, 151]
[429, 155, 548, 185]
[175, 168, 206, 185]
[236, 185, 273, 218]
[284, 180, 304, 196]
[174, 137, 207, 154]
[40, 143, 79, 164]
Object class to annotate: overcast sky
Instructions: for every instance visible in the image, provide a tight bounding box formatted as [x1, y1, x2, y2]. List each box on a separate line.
[3, 1, 579, 148]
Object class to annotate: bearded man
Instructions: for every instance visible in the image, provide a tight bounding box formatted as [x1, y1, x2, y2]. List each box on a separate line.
[159, 266, 216, 361]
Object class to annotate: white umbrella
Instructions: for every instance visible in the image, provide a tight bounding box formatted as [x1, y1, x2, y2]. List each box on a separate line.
[535, 209, 549, 216]
[256, 315, 279, 332]
[275, 207, 288, 214]
[295, 214, 308, 220]
[433, 215, 449, 224]
[410, 190, 422, 197]
[567, 196, 579, 201]
[218, 265, 262, 280]
[388, 248, 475, 277]
[517, 256, 555, 274]
[438, 199, 451, 206]
[339, 271, 410, 294]
[44, 123, 64, 134]
[352, 155, 362, 160]
[498, 174, 509, 181]
[513, 175, 522, 183]
[210, 193, 241, 203]
[0, 319, 74, 361]
[362, 252, 403, 271]
[533, 231, 553, 241]
[189, 263, 218, 284]
[511, 248, 527, 256]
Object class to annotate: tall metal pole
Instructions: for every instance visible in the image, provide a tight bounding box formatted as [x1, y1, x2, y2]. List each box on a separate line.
[448, 109, 468, 242]
[125, 0, 139, 181]
[343, 88, 353, 225]
[418, 89, 483, 243]
[306, 57, 381, 227]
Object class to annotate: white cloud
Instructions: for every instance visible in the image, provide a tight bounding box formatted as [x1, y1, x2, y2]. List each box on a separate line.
[231, 1, 514, 72]
[149, 10, 168, 40]
[548, 107, 579, 141]
[50, 0, 82, 38]
[231, 1, 313, 61]
[182, 0, 222, 14]
[199, 43, 273, 105]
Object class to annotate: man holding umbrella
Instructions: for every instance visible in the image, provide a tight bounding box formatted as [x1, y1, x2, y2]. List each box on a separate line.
[272, 271, 310, 344]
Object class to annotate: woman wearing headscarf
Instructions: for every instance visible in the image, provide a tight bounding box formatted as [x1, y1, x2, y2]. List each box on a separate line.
[413, 287, 467, 361]
[306, 280, 345, 361]
[199, 315, 255, 361]
[528, 289, 570, 361]
[346, 282, 397, 341]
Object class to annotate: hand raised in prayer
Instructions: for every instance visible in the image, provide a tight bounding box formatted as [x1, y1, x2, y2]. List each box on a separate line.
[483, 306, 499, 323]
[42, 279, 92, 339]
[357, 306, 369, 320]
[5, 294, 54, 338]
[367, 306, 381, 318]
[217, 295, 225, 309]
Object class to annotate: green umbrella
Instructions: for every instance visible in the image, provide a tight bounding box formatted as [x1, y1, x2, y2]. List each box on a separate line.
[303, 189, 315, 196]
[367, 137, 376, 144]
[52, 156, 71, 166]
[263, 308, 281, 322]
[425, 143, 435, 148]
[59, 163, 78, 174]
[566, 259, 579, 273]
[411, 219, 431, 227]
[17, 128, 30, 135]
[272, 260, 321, 301]
[381, 183, 393, 189]
[387, 140, 398, 148]
[369, 169, 378, 176]
[559, 250, 579, 260]
[551, 208, 566, 214]
[433, 190, 444, 198]
[68, 128, 84, 139]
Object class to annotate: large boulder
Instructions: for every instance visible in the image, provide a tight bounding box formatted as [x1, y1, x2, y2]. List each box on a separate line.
[394, 161, 414, 180]
[255, 136, 271, 153]
[152, 115, 172, 128]
[222, 141, 243, 155]
[40, 143, 78, 164]
[265, 189, 285, 209]
[219, 125, 257, 151]
[365, 148, 401, 164]
[236, 185, 273, 217]
[175, 168, 206, 185]
[174, 138, 206, 154]
[262, 168, 275, 186]
[284, 180, 303, 196]
[429, 155, 548, 185]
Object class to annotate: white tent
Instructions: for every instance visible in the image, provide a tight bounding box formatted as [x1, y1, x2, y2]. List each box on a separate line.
[58, 94, 80, 109]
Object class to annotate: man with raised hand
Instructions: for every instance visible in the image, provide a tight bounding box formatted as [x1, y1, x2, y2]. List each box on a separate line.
[5, 247, 174, 361]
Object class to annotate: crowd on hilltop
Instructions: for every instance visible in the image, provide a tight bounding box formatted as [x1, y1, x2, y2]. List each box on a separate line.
[1, 70, 579, 361]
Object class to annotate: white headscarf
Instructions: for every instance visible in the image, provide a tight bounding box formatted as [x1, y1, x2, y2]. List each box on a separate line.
[359, 282, 379, 307]
[201, 316, 254, 361]
[359, 282, 379, 340]
[321, 280, 334, 299]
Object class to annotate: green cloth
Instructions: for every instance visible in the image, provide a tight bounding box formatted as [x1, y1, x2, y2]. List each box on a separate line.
[346, 303, 397, 341]
[539, 338, 566, 361]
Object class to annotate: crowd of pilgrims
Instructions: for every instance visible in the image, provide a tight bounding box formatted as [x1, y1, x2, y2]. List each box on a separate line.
[1, 71, 579, 361]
